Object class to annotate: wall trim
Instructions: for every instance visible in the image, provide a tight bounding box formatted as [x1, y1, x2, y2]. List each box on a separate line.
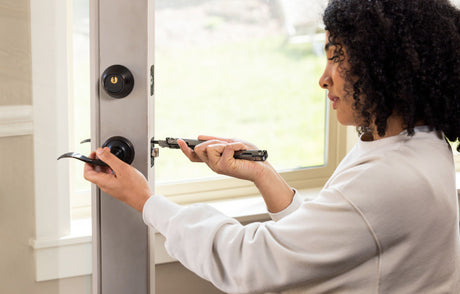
[31, 219, 92, 281]
[0, 105, 33, 137]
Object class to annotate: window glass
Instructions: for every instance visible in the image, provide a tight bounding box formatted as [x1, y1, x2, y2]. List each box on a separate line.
[70, 0, 91, 219]
[155, 0, 328, 183]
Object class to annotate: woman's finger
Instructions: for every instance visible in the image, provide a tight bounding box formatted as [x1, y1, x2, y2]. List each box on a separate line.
[198, 135, 234, 143]
[193, 139, 225, 162]
[198, 135, 258, 150]
[84, 162, 116, 187]
[94, 147, 128, 174]
[227, 142, 248, 153]
[204, 143, 227, 173]
[177, 139, 202, 162]
[206, 143, 226, 160]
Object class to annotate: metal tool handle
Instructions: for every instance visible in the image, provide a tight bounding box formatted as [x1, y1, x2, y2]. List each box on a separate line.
[151, 137, 268, 161]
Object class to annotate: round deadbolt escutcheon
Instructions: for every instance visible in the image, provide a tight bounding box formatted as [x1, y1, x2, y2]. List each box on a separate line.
[102, 136, 135, 165]
[102, 65, 134, 98]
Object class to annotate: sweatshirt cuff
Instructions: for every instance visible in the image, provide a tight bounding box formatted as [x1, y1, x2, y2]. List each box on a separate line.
[142, 194, 182, 234]
[268, 189, 303, 221]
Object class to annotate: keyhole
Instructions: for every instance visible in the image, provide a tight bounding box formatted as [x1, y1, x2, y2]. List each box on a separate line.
[101, 65, 134, 98]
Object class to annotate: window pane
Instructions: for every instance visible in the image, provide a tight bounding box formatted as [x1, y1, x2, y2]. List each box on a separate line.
[155, 0, 327, 183]
[70, 0, 91, 219]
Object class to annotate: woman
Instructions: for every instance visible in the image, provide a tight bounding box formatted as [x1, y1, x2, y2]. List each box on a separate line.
[84, 0, 460, 293]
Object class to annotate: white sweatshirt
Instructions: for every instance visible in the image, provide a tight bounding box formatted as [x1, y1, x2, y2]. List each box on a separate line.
[143, 127, 460, 293]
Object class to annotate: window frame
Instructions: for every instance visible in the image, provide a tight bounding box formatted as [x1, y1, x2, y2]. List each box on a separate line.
[31, 0, 72, 240]
[454, 151, 460, 172]
[30, 0, 91, 281]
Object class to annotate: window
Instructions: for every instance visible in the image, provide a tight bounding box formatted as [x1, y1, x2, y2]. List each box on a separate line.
[452, 142, 460, 171]
[154, 0, 345, 202]
[70, 0, 91, 220]
[31, 0, 92, 281]
[65, 0, 345, 217]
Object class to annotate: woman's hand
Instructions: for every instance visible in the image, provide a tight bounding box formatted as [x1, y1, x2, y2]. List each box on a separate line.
[83, 147, 152, 212]
[179, 135, 295, 213]
[178, 135, 268, 182]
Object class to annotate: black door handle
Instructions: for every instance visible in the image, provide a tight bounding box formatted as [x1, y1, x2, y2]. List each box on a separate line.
[58, 152, 108, 166]
[57, 136, 135, 166]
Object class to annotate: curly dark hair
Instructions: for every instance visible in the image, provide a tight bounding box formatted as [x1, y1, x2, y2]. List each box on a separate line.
[323, 0, 460, 148]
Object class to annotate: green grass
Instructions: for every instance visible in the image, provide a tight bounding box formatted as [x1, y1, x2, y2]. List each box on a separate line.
[155, 36, 327, 182]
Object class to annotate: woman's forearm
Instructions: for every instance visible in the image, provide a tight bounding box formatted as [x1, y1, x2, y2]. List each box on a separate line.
[254, 163, 295, 213]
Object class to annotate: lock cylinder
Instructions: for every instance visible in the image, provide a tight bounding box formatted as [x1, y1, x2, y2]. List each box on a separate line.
[102, 64, 134, 98]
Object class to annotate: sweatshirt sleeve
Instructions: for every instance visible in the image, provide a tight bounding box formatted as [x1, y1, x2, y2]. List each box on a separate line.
[143, 189, 377, 294]
[268, 189, 303, 221]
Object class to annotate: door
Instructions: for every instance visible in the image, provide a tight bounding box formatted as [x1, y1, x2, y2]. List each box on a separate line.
[24, 0, 153, 292]
[90, 0, 155, 293]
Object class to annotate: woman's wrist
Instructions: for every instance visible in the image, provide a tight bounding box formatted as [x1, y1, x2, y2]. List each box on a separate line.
[254, 163, 295, 213]
[135, 194, 151, 213]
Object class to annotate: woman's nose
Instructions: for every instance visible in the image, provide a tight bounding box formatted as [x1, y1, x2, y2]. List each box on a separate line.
[319, 74, 332, 90]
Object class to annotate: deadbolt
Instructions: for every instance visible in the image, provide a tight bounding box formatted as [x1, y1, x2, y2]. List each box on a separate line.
[102, 65, 134, 98]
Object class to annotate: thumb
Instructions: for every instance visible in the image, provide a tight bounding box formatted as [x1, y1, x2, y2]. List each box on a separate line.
[96, 147, 126, 173]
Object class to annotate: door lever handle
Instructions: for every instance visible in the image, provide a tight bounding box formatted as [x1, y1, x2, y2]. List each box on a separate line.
[57, 136, 135, 166]
[57, 152, 108, 166]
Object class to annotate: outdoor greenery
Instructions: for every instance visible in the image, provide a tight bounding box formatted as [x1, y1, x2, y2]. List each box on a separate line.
[155, 36, 327, 183]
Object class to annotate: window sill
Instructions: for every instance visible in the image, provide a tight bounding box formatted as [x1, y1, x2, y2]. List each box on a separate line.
[31, 174, 460, 281]
[30, 218, 92, 281]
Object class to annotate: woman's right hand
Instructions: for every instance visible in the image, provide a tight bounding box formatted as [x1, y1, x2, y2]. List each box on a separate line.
[83, 147, 152, 212]
[177, 135, 268, 183]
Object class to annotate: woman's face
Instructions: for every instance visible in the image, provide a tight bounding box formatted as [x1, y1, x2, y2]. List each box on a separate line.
[318, 32, 358, 126]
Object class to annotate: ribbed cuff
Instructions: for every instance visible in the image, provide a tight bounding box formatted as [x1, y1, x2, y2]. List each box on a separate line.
[268, 189, 303, 221]
[142, 194, 182, 234]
